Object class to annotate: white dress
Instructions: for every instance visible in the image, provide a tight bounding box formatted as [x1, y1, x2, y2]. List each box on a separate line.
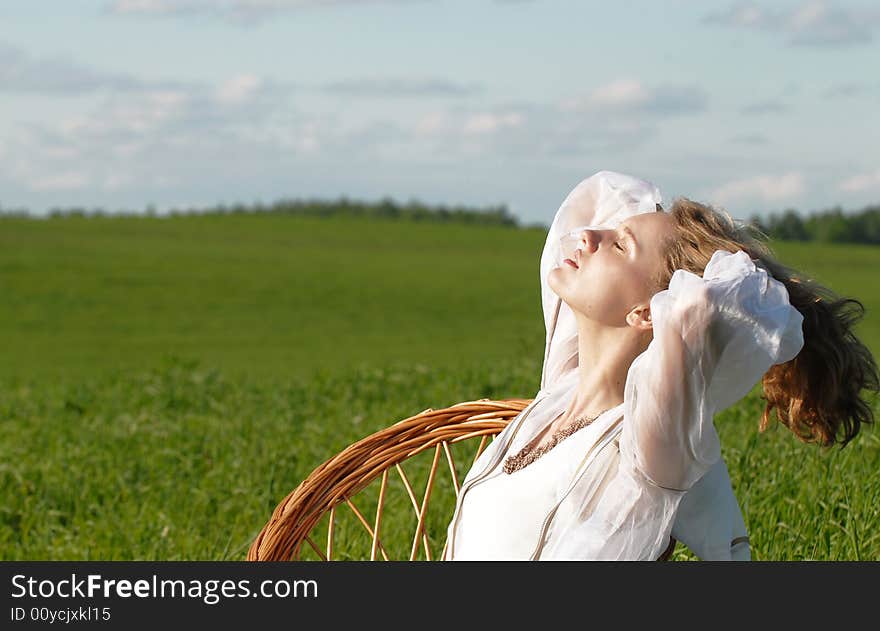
[442, 171, 805, 561]
[454, 400, 615, 560]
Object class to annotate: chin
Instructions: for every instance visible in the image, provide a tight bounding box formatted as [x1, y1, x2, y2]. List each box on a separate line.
[547, 268, 567, 299]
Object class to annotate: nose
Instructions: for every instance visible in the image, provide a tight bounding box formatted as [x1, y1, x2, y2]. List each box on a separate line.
[577, 229, 600, 254]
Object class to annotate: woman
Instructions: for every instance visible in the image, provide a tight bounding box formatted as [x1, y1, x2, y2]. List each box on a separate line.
[442, 170, 878, 561]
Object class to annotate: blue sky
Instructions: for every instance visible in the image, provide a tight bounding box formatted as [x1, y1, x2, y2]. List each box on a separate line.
[1, 0, 879, 224]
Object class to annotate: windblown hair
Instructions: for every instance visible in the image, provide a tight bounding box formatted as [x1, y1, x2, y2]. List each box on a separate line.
[654, 197, 878, 447]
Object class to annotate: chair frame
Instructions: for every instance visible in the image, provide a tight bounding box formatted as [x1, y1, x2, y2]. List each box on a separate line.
[247, 398, 530, 561]
[246, 397, 677, 561]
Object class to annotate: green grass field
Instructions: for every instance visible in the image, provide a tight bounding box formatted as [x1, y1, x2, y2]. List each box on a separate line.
[1, 213, 878, 560]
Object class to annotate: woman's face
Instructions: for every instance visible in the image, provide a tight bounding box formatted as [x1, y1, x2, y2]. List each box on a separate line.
[548, 210, 676, 329]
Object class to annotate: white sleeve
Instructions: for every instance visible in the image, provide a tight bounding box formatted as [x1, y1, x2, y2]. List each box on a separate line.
[619, 249, 805, 493]
[672, 457, 751, 560]
[536, 250, 802, 561]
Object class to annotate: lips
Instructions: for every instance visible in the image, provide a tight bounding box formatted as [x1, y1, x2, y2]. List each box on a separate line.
[564, 249, 581, 269]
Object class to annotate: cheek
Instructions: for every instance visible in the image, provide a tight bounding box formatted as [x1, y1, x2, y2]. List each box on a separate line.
[571, 263, 646, 318]
[549, 257, 650, 319]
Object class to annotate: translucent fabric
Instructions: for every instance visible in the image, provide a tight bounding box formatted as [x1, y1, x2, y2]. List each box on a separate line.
[442, 170, 805, 561]
[451, 400, 621, 560]
[539, 249, 804, 560]
[621, 249, 806, 493]
[538, 170, 663, 393]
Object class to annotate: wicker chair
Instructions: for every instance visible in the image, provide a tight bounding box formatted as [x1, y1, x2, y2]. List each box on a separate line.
[247, 397, 676, 561]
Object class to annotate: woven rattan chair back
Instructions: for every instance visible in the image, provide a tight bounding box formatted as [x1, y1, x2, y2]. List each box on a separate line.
[247, 397, 678, 561]
[247, 398, 530, 561]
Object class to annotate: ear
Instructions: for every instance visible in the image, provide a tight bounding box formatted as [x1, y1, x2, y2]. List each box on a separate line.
[626, 304, 653, 331]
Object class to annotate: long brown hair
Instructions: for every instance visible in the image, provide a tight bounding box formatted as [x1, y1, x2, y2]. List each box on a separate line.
[654, 197, 878, 447]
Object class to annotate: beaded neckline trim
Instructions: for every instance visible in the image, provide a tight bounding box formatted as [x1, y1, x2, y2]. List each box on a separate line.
[502, 411, 604, 475]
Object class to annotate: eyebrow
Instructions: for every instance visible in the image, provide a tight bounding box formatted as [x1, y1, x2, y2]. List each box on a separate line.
[620, 225, 639, 252]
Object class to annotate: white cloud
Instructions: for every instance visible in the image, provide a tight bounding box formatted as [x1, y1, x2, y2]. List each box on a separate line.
[413, 112, 448, 136]
[722, 3, 764, 27]
[105, 0, 428, 24]
[28, 172, 91, 192]
[703, 0, 880, 47]
[405, 98, 660, 161]
[216, 74, 263, 104]
[2, 78, 664, 200]
[789, 0, 878, 46]
[404, 109, 527, 156]
[585, 79, 648, 107]
[2, 40, 471, 106]
[560, 78, 708, 115]
[0, 40, 192, 94]
[0, 66, 417, 202]
[461, 112, 524, 135]
[102, 173, 136, 191]
[58, 89, 191, 138]
[839, 168, 880, 193]
[790, 0, 826, 30]
[710, 172, 805, 205]
[0, 67, 305, 197]
[321, 77, 481, 98]
[412, 109, 522, 138]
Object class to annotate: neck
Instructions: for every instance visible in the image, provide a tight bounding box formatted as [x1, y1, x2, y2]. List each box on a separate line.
[563, 314, 651, 422]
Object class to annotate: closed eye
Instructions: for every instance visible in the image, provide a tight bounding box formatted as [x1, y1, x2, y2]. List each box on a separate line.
[614, 241, 625, 251]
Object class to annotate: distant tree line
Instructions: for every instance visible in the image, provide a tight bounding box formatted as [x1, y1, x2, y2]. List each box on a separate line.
[0, 196, 522, 228]
[4, 197, 880, 242]
[748, 203, 880, 244]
